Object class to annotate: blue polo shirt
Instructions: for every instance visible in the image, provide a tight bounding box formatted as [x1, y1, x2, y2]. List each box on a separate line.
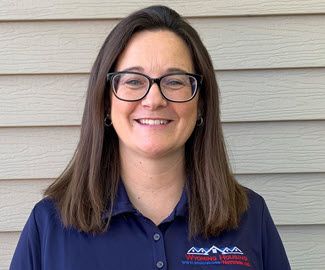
[10, 182, 291, 270]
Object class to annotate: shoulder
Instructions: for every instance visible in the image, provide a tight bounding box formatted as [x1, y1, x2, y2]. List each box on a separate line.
[245, 187, 266, 210]
[33, 197, 59, 218]
[33, 197, 57, 214]
[31, 197, 63, 233]
[239, 187, 269, 227]
[240, 187, 281, 237]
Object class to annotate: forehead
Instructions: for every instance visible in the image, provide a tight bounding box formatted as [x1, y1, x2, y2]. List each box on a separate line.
[115, 30, 194, 74]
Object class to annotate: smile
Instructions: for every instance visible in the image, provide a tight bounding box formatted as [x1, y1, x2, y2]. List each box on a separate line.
[136, 119, 171, 125]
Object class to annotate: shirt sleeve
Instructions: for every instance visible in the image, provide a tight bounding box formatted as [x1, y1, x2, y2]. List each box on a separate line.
[261, 198, 291, 270]
[9, 207, 41, 270]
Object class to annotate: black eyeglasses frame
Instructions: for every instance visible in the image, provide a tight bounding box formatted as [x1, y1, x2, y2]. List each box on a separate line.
[106, 71, 203, 103]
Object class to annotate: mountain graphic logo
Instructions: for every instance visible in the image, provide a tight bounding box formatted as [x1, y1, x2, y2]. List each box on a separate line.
[187, 245, 243, 255]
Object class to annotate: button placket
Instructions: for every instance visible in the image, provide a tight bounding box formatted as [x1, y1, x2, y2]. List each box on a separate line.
[152, 231, 165, 268]
[151, 228, 166, 269]
[140, 217, 167, 269]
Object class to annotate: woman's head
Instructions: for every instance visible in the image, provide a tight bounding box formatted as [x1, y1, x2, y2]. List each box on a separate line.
[45, 5, 247, 237]
[87, 4, 219, 161]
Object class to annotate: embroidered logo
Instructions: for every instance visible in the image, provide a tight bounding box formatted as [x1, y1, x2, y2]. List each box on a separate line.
[182, 245, 251, 267]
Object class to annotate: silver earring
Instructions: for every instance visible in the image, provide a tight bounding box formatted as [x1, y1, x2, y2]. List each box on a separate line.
[197, 116, 203, 127]
[104, 114, 112, 127]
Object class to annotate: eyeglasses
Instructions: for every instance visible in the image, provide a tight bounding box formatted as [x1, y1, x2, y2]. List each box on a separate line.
[107, 71, 202, 103]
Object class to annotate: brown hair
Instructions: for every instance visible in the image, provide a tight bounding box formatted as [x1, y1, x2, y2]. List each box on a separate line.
[44, 5, 248, 238]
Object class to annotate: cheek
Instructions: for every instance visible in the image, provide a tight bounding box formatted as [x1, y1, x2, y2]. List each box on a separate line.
[110, 97, 137, 125]
[177, 103, 198, 129]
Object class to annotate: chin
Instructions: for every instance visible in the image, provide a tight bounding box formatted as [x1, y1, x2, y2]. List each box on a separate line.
[138, 147, 170, 159]
[136, 143, 184, 160]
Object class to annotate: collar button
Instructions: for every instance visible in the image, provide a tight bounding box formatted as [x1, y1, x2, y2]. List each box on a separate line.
[156, 261, 164, 269]
[153, 233, 161, 241]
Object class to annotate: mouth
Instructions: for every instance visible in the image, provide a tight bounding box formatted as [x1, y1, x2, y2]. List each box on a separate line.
[135, 118, 172, 126]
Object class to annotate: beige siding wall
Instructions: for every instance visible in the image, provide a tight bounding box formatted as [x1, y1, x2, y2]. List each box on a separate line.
[1, 1, 325, 269]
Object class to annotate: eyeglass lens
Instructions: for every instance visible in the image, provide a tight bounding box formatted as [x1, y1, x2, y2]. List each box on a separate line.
[111, 73, 197, 102]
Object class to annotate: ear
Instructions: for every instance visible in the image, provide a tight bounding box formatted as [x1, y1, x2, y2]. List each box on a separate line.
[104, 80, 113, 116]
[104, 96, 111, 117]
[197, 98, 204, 118]
[104, 108, 111, 118]
[197, 110, 201, 119]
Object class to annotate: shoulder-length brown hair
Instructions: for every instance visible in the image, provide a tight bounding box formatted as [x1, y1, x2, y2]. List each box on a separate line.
[45, 5, 248, 238]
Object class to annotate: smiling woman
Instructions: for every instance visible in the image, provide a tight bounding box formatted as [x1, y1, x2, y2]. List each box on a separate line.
[10, 5, 291, 270]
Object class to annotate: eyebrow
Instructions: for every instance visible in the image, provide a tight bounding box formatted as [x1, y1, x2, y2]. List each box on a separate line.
[120, 66, 190, 74]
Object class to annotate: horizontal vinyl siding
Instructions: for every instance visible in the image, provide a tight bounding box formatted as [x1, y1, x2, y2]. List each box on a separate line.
[1, 0, 325, 20]
[1, 16, 325, 74]
[279, 225, 325, 269]
[1, 2, 324, 270]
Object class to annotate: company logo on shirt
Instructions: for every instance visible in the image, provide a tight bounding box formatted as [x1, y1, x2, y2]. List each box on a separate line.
[182, 245, 251, 267]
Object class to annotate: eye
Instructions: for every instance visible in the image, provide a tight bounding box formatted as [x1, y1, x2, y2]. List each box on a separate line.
[163, 76, 187, 89]
[166, 80, 184, 86]
[121, 75, 147, 89]
[125, 79, 143, 86]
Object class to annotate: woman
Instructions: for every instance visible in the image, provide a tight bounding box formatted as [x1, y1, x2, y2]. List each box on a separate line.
[10, 5, 291, 270]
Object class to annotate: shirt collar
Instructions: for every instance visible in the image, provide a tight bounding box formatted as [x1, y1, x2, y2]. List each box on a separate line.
[173, 187, 188, 217]
[103, 180, 188, 219]
[111, 181, 136, 216]
[160, 187, 188, 223]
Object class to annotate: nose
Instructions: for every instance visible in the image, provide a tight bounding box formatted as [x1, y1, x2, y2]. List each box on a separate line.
[141, 82, 168, 109]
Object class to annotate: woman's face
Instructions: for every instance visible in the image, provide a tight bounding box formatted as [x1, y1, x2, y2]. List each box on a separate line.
[111, 30, 199, 159]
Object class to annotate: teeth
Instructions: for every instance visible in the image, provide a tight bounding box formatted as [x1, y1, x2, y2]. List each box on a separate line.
[138, 119, 169, 125]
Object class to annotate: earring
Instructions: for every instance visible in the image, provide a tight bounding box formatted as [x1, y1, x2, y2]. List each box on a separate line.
[197, 115, 203, 127]
[104, 113, 112, 127]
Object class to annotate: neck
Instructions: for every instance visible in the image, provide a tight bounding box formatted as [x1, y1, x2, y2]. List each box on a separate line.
[120, 148, 186, 224]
